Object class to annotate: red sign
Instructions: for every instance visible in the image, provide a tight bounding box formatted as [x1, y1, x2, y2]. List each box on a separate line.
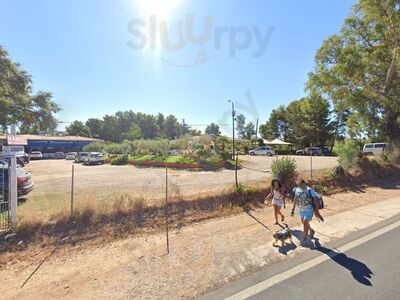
[6, 135, 27, 145]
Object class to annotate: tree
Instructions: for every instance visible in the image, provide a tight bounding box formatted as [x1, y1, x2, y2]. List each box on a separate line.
[300, 91, 333, 146]
[205, 123, 221, 136]
[86, 118, 104, 138]
[123, 124, 142, 141]
[164, 115, 182, 139]
[307, 0, 400, 142]
[66, 121, 91, 137]
[259, 105, 287, 140]
[243, 122, 256, 140]
[0, 46, 60, 131]
[235, 114, 246, 138]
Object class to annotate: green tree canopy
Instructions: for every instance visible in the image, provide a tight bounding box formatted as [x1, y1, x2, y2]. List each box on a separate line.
[307, 0, 400, 142]
[205, 123, 221, 136]
[66, 121, 91, 137]
[0, 46, 60, 133]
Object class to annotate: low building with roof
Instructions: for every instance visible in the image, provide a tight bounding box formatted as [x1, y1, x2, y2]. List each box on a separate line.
[0, 134, 102, 155]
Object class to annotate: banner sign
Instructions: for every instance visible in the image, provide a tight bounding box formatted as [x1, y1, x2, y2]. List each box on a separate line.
[2, 146, 25, 157]
[6, 135, 28, 146]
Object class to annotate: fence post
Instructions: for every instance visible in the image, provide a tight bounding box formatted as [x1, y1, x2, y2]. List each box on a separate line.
[310, 152, 313, 180]
[235, 154, 239, 190]
[165, 162, 170, 254]
[70, 164, 75, 218]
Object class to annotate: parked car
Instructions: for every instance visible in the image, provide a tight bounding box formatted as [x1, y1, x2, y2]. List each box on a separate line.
[249, 146, 275, 156]
[54, 152, 66, 159]
[0, 159, 34, 199]
[304, 147, 323, 156]
[75, 152, 89, 163]
[363, 143, 387, 156]
[321, 147, 333, 156]
[65, 152, 77, 160]
[83, 152, 104, 165]
[295, 149, 305, 155]
[29, 151, 43, 160]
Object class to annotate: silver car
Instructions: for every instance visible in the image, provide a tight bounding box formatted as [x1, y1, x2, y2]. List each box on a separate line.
[249, 146, 275, 156]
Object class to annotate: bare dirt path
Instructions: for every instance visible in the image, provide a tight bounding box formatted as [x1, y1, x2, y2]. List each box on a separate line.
[1, 184, 399, 300]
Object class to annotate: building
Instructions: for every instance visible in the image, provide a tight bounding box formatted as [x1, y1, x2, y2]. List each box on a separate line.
[0, 134, 102, 155]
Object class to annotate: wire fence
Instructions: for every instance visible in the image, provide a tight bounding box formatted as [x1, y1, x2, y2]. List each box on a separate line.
[13, 154, 329, 226]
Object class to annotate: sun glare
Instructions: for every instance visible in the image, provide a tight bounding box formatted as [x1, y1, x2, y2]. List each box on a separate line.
[136, 0, 183, 20]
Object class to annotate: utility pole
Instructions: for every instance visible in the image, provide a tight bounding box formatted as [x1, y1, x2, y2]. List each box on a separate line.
[228, 100, 238, 190]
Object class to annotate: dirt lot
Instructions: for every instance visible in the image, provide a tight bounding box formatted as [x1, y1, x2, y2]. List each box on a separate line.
[26, 155, 338, 198]
[17, 156, 337, 219]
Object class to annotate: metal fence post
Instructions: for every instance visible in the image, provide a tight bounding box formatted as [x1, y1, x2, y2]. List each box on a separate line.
[70, 164, 75, 217]
[310, 152, 313, 180]
[165, 162, 170, 254]
[9, 125, 18, 227]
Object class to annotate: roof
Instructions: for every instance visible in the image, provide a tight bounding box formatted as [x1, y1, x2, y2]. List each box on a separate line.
[0, 134, 102, 142]
[264, 138, 294, 145]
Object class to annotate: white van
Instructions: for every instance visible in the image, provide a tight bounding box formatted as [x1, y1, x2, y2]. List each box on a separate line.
[363, 143, 387, 156]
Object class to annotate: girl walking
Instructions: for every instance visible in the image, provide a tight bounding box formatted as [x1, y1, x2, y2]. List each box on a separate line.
[266, 179, 288, 225]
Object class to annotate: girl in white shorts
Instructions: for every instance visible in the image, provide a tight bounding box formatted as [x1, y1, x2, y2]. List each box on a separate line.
[266, 179, 288, 225]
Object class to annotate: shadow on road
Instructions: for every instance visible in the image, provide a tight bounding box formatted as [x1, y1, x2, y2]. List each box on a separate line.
[315, 245, 374, 286]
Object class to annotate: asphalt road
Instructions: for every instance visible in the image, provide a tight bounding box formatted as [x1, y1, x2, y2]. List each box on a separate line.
[201, 213, 400, 300]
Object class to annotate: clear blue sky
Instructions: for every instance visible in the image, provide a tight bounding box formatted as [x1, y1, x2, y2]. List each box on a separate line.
[0, 0, 355, 133]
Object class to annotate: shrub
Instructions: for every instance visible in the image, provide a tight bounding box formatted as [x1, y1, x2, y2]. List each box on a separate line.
[111, 155, 129, 165]
[335, 140, 360, 170]
[83, 142, 104, 152]
[271, 157, 297, 186]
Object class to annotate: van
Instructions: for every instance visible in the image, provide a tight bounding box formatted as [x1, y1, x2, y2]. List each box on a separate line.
[363, 143, 387, 156]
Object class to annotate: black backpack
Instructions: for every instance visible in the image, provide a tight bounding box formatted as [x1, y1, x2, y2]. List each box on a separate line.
[308, 189, 325, 210]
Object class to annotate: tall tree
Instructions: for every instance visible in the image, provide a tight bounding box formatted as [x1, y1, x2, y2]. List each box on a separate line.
[205, 123, 221, 136]
[307, 0, 400, 142]
[0, 46, 60, 131]
[235, 114, 246, 139]
[259, 105, 287, 140]
[66, 121, 91, 137]
[164, 115, 182, 139]
[86, 118, 104, 138]
[123, 124, 142, 141]
[243, 122, 256, 140]
[300, 91, 333, 146]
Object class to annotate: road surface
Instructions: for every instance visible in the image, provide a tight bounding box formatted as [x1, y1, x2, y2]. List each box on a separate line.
[201, 213, 400, 300]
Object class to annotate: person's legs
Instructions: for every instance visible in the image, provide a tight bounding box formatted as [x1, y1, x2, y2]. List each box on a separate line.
[303, 220, 310, 239]
[276, 205, 284, 222]
[273, 205, 279, 224]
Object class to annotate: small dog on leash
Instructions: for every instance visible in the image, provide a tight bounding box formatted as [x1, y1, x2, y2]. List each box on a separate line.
[272, 225, 293, 247]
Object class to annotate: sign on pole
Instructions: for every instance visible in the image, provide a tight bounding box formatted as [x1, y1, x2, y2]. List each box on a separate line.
[2, 146, 25, 157]
[6, 134, 27, 146]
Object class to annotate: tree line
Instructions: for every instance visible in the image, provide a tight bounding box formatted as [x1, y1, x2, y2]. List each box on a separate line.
[66, 112, 202, 142]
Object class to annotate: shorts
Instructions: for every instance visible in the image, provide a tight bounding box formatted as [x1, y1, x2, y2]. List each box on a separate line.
[300, 210, 313, 221]
[272, 198, 284, 207]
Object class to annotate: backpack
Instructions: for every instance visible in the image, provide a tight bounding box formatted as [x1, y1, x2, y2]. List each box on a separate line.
[308, 189, 325, 210]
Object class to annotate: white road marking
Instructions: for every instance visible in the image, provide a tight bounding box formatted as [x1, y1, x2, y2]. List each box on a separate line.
[225, 220, 400, 300]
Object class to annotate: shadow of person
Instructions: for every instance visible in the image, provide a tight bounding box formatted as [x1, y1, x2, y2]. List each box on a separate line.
[314, 245, 374, 286]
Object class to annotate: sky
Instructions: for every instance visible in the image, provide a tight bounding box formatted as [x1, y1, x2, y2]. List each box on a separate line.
[0, 0, 355, 134]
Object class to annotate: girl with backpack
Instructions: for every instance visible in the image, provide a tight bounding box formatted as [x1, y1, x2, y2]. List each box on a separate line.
[266, 179, 289, 225]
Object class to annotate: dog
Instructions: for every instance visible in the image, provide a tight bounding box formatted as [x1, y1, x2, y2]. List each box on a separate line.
[272, 225, 293, 247]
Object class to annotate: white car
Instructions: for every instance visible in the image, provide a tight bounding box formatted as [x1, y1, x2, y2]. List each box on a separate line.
[363, 143, 387, 156]
[29, 151, 43, 160]
[65, 152, 77, 160]
[83, 152, 104, 165]
[249, 146, 275, 156]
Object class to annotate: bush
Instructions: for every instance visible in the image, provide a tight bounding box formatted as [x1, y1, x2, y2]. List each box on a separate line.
[335, 140, 360, 170]
[111, 155, 129, 165]
[83, 142, 104, 152]
[271, 157, 297, 185]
